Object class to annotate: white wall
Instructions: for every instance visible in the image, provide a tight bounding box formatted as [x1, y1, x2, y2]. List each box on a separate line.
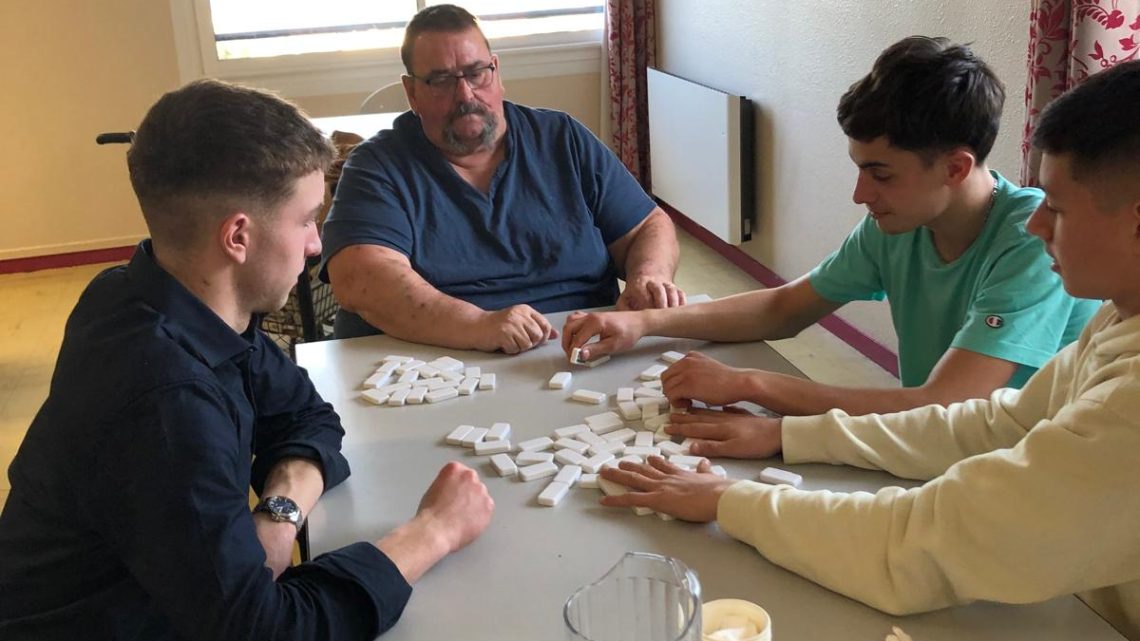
[656, 0, 1029, 351]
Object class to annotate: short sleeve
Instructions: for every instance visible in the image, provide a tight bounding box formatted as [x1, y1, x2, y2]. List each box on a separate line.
[808, 218, 888, 303]
[319, 140, 414, 281]
[568, 116, 656, 244]
[952, 237, 1080, 370]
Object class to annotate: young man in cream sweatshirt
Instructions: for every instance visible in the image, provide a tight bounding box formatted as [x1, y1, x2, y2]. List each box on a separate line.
[597, 60, 1140, 640]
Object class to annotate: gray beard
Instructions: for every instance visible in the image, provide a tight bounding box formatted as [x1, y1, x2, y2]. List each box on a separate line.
[443, 103, 498, 155]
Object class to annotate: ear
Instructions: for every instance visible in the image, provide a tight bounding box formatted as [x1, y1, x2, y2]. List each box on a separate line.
[942, 148, 977, 187]
[218, 212, 253, 265]
[493, 54, 503, 92]
[402, 75, 419, 114]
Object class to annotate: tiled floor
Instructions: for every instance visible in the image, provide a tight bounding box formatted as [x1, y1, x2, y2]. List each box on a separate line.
[0, 231, 898, 510]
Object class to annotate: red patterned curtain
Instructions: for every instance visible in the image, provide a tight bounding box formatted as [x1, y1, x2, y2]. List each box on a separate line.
[606, 0, 656, 188]
[1021, 0, 1140, 185]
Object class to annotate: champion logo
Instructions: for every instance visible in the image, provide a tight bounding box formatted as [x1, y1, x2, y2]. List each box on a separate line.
[985, 315, 1004, 329]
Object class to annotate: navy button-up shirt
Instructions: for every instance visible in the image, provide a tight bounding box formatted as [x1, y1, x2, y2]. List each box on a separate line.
[0, 241, 411, 640]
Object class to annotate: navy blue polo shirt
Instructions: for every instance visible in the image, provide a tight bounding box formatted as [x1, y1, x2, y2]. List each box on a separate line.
[0, 241, 411, 640]
[320, 101, 656, 338]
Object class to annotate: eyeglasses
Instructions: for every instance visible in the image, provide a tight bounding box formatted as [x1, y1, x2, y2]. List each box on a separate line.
[408, 63, 497, 97]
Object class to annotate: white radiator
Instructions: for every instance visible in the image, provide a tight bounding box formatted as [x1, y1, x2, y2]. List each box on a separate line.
[647, 67, 753, 244]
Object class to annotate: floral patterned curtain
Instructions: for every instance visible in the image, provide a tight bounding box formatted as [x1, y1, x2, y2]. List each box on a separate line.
[1021, 0, 1140, 185]
[606, 0, 656, 188]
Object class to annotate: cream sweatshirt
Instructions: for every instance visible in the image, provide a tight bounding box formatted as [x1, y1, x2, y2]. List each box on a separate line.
[717, 303, 1140, 639]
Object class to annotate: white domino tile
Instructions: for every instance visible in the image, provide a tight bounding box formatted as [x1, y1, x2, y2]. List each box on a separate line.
[639, 364, 668, 380]
[616, 387, 635, 403]
[457, 377, 479, 395]
[426, 378, 458, 391]
[570, 389, 607, 404]
[656, 511, 676, 521]
[382, 355, 413, 364]
[579, 473, 599, 489]
[576, 431, 607, 447]
[516, 450, 555, 465]
[553, 438, 590, 454]
[554, 424, 590, 439]
[641, 403, 660, 419]
[604, 428, 637, 444]
[632, 506, 654, 516]
[588, 440, 625, 457]
[376, 382, 412, 396]
[478, 373, 497, 390]
[660, 350, 686, 364]
[623, 445, 660, 457]
[519, 460, 559, 482]
[582, 452, 615, 474]
[360, 389, 391, 405]
[569, 347, 611, 368]
[490, 453, 517, 477]
[464, 366, 482, 379]
[634, 431, 655, 447]
[486, 422, 511, 441]
[642, 379, 663, 390]
[548, 371, 572, 389]
[397, 370, 420, 385]
[429, 356, 465, 372]
[446, 425, 475, 445]
[585, 412, 624, 434]
[406, 386, 428, 404]
[439, 370, 464, 383]
[461, 427, 489, 447]
[617, 454, 645, 466]
[474, 439, 512, 455]
[554, 449, 588, 466]
[387, 388, 411, 406]
[425, 387, 459, 404]
[396, 359, 425, 374]
[759, 467, 803, 487]
[658, 441, 687, 456]
[597, 476, 628, 497]
[537, 481, 571, 506]
[363, 370, 392, 389]
[643, 414, 669, 430]
[553, 465, 582, 486]
[617, 401, 641, 420]
[633, 386, 665, 399]
[417, 364, 440, 379]
[518, 436, 554, 452]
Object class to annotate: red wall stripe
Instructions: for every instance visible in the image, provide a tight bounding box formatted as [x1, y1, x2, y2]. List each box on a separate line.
[0, 245, 135, 275]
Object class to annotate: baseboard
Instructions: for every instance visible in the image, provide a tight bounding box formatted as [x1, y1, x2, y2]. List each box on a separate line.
[0, 245, 137, 275]
[659, 199, 900, 378]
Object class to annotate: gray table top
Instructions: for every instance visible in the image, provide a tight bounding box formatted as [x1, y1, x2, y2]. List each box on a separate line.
[297, 308, 1122, 641]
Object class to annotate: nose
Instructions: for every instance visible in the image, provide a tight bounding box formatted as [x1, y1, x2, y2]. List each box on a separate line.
[1025, 201, 1051, 242]
[306, 223, 322, 258]
[454, 76, 477, 101]
[852, 173, 875, 206]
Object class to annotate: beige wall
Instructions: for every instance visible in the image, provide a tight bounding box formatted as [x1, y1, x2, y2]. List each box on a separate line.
[0, 3, 600, 260]
[657, 0, 1029, 351]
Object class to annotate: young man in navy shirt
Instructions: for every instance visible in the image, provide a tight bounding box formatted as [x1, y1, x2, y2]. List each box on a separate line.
[0, 79, 493, 640]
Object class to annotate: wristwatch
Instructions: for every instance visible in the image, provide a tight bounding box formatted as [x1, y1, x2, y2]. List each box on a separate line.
[253, 495, 304, 531]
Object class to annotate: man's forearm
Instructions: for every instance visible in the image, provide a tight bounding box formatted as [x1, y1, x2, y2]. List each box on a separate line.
[352, 277, 489, 349]
[261, 457, 325, 518]
[620, 211, 678, 281]
[743, 369, 926, 417]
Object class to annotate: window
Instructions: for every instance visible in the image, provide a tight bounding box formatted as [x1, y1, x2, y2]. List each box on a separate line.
[170, 0, 604, 98]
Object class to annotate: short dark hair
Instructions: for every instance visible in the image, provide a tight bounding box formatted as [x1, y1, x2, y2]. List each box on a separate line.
[1032, 60, 1140, 204]
[837, 36, 1005, 163]
[400, 4, 490, 74]
[127, 79, 334, 249]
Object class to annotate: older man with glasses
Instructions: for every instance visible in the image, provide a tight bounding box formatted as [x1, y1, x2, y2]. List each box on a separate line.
[320, 4, 684, 354]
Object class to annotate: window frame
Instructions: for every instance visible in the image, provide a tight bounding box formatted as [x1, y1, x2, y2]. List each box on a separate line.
[169, 0, 603, 98]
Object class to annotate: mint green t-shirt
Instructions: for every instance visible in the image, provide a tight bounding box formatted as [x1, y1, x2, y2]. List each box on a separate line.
[809, 171, 1099, 388]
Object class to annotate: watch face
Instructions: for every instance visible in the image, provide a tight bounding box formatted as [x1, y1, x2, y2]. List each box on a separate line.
[265, 496, 298, 516]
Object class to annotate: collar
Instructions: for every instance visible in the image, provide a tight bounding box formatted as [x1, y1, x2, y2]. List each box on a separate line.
[127, 240, 255, 369]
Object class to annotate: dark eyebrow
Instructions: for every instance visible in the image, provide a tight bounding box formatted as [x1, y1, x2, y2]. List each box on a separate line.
[857, 161, 891, 170]
[426, 61, 491, 76]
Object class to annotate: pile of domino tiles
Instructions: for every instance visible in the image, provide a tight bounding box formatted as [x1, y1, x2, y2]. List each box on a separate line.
[358, 355, 496, 407]
[438, 350, 808, 518]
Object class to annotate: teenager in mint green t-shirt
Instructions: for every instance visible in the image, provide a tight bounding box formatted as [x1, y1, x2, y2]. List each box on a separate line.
[810, 170, 1098, 388]
[559, 37, 1098, 418]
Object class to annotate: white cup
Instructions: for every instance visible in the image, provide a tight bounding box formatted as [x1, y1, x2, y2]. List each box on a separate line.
[701, 598, 772, 641]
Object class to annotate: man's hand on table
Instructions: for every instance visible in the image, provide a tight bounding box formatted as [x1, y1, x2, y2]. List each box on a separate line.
[598, 456, 735, 522]
[617, 275, 686, 311]
[414, 461, 494, 553]
[560, 310, 648, 361]
[473, 305, 558, 354]
[661, 351, 761, 409]
[666, 409, 783, 460]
